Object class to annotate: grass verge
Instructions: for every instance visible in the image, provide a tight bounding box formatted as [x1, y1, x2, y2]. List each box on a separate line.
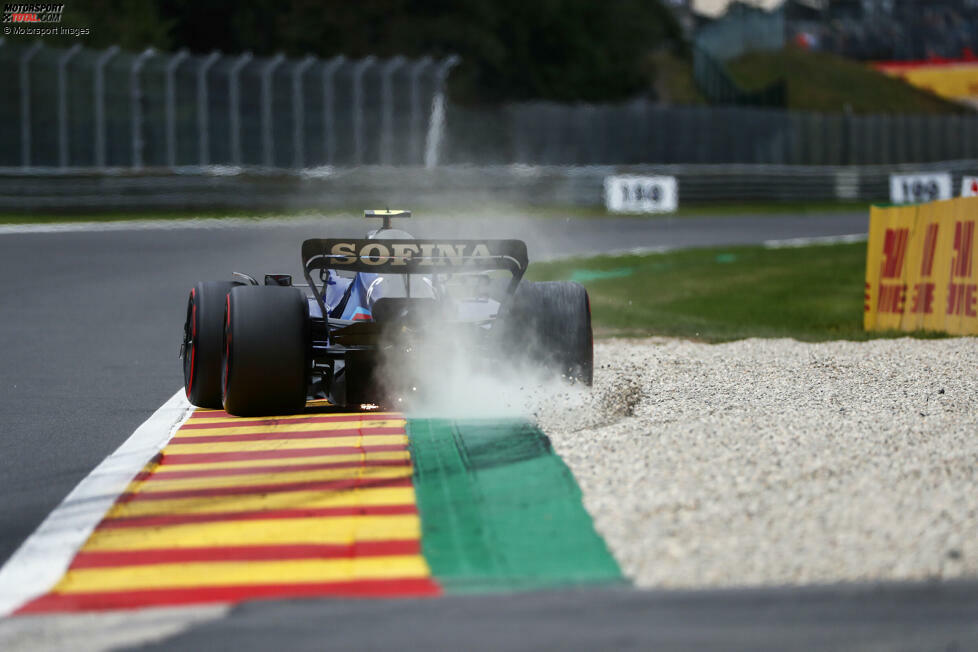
[727, 49, 967, 114]
[527, 241, 946, 342]
[651, 48, 968, 114]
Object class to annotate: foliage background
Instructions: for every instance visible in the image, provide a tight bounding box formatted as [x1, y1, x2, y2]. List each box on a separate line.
[55, 0, 684, 104]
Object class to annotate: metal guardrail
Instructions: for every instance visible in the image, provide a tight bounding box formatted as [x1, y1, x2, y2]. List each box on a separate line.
[2, 161, 976, 211]
[453, 102, 978, 166]
[0, 39, 458, 169]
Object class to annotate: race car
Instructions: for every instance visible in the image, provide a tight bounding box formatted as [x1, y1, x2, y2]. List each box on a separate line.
[181, 210, 593, 416]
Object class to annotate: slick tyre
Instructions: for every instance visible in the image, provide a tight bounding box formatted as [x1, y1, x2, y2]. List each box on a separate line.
[183, 281, 236, 408]
[222, 285, 308, 417]
[505, 280, 593, 385]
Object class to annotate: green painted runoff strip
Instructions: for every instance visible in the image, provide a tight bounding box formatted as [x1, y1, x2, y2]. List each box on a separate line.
[570, 267, 635, 283]
[407, 418, 624, 593]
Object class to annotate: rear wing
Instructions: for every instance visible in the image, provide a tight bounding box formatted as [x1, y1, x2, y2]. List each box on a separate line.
[301, 238, 529, 323]
[302, 238, 527, 276]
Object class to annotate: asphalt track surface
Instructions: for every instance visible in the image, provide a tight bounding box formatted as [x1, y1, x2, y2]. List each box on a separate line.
[2, 211, 975, 650]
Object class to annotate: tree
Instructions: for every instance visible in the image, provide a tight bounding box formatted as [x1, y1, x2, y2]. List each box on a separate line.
[60, 0, 685, 104]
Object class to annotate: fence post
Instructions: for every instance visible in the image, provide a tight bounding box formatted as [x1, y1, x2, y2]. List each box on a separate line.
[424, 55, 459, 168]
[579, 103, 599, 165]
[130, 48, 155, 168]
[896, 114, 909, 163]
[57, 43, 82, 169]
[321, 56, 346, 166]
[380, 56, 405, 165]
[93, 46, 119, 169]
[261, 53, 286, 168]
[408, 57, 432, 165]
[20, 42, 43, 168]
[959, 116, 972, 160]
[879, 114, 892, 165]
[292, 55, 316, 169]
[948, 115, 962, 161]
[197, 51, 220, 166]
[228, 51, 253, 166]
[165, 49, 189, 168]
[351, 56, 376, 165]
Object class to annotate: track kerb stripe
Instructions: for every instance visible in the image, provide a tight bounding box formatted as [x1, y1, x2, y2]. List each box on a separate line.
[17, 410, 438, 613]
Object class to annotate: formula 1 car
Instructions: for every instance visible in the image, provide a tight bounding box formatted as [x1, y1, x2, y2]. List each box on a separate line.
[181, 210, 592, 416]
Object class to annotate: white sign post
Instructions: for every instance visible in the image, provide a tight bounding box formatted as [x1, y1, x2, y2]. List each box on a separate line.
[604, 175, 678, 214]
[962, 176, 978, 198]
[889, 172, 952, 204]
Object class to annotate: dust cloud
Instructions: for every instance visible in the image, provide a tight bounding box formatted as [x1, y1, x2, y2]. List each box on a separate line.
[374, 313, 589, 420]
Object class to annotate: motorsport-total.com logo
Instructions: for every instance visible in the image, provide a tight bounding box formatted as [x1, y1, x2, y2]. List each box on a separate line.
[3, 3, 89, 36]
[2, 3, 64, 23]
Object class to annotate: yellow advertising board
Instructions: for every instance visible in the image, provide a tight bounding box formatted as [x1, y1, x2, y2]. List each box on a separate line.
[865, 196, 978, 334]
[873, 61, 978, 105]
[903, 64, 978, 102]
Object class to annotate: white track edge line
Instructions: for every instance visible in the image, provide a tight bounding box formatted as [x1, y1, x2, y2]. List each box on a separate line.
[0, 216, 336, 236]
[764, 233, 867, 248]
[0, 389, 193, 617]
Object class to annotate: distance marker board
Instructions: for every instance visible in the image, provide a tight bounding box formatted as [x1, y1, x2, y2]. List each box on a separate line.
[889, 172, 952, 204]
[604, 175, 678, 214]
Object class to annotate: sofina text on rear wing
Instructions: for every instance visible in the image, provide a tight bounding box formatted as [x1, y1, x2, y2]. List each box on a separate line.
[301, 238, 527, 276]
[301, 238, 529, 324]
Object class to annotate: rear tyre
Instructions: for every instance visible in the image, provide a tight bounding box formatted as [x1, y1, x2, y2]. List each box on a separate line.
[183, 281, 236, 408]
[503, 280, 593, 385]
[222, 285, 308, 417]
